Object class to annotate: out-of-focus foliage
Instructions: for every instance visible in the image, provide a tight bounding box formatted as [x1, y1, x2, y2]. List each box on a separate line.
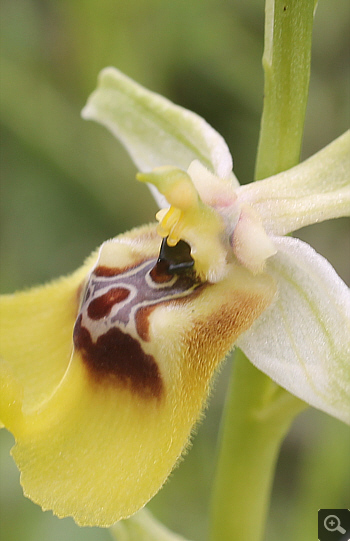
[0, 1, 349, 540]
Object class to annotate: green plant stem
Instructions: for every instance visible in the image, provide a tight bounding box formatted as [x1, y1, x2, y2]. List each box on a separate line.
[209, 352, 306, 541]
[210, 1, 315, 540]
[255, 0, 315, 179]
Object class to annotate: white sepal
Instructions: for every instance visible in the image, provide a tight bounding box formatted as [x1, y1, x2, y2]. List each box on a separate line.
[237, 131, 350, 235]
[237, 235, 350, 424]
[82, 67, 238, 208]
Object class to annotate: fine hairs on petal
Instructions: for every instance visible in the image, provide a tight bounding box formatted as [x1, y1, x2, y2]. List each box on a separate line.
[2, 224, 276, 526]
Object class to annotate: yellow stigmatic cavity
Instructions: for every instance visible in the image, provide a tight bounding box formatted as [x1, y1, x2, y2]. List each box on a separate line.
[137, 167, 229, 282]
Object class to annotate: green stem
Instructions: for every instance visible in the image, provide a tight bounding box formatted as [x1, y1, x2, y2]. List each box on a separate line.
[210, 1, 315, 540]
[209, 352, 306, 541]
[109, 508, 187, 541]
[255, 0, 315, 180]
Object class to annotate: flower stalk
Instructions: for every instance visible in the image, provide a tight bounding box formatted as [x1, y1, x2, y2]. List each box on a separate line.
[210, 1, 316, 540]
[210, 351, 306, 541]
[255, 0, 315, 179]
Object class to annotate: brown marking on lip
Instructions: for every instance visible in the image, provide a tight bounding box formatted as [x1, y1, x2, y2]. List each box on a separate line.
[135, 282, 207, 342]
[135, 305, 155, 341]
[149, 261, 173, 283]
[73, 315, 163, 400]
[94, 265, 130, 277]
[182, 283, 276, 392]
[87, 287, 130, 320]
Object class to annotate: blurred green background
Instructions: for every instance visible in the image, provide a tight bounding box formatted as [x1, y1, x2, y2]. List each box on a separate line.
[0, 1, 349, 540]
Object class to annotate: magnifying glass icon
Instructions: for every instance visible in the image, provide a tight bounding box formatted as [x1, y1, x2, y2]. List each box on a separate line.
[324, 514, 346, 534]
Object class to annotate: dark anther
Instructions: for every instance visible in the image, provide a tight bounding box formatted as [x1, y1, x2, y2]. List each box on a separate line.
[157, 237, 194, 274]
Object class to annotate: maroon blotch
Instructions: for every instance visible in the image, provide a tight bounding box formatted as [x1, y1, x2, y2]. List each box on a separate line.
[73, 315, 163, 399]
[87, 287, 130, 320]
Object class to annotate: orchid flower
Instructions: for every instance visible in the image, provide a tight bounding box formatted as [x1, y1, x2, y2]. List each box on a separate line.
[0, 67, 349, 529]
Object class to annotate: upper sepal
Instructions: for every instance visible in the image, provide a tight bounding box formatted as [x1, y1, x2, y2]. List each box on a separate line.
[82, 67, 238, 207]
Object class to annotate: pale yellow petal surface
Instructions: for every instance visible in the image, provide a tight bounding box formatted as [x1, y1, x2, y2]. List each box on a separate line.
[5, 224, 276, 526]
[0, 254, 97, 417]
[0, 256, 96, 417]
